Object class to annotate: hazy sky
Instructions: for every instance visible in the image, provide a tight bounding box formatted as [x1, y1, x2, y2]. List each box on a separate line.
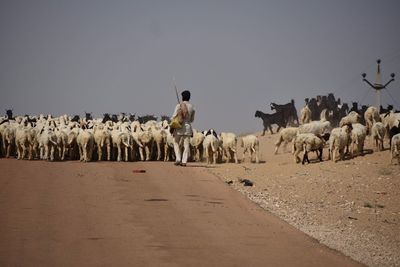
[1, 0, 399, 133]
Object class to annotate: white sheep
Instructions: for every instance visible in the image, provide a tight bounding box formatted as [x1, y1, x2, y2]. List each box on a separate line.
[67, 128, 80, 160]
[203, 133, 220, 164]
[111, 128, 132, 162]
[150, 126, 168, 161]
[371, 122, 386, 151]
[298, 120, 331, 135]
[339, 111, 360, 127]
[0, 122, 7, 156]
[381, 111, 400, 144]
[163, 130, 175, 162]
[76, 129, 95, 162]
[293, 133, 325, 164]
[364, 106, 380, 134]
[27, 127, 39, 160]
[350, 123, 367, 156]
[300, 105, 311, 124]
[302, 135, 325, 164]
[38, 126, 58, 161]
[328, 124, 353, 162]
[391, 133, 400, 164]
[55, 128, 69, 161]
[2, 124, 16, 158]
[274, 127, 298, 154]
[381, 112, 400, 129]
[219, 132, 238, 163]
[93, 124, 112, 161]
[15, 125, 30, 160]
[118, 132, 132, 162]
[240, 135, 259, 164]
[135, 129, 153, 161]
[189, 129, 204, 162]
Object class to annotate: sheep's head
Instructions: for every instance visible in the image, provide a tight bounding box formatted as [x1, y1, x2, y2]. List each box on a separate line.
[129, 113, 136, 122]
[205, 129, 218, 138]
[321, 132, 330, 142]
[343, 123, 353, 133]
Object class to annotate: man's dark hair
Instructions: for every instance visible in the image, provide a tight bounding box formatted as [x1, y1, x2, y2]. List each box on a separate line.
[181, 90, 191, 101]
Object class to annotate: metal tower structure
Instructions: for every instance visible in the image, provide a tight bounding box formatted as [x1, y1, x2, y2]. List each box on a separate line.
[362, 59, 395, 108]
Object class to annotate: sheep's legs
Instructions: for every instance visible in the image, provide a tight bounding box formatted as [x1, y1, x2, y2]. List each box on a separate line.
[318, 148, 323, 161]
[145, 146, 151, 161]
[97, 145, 103, 161]
[117, 145, 122, 162]
[50, 146, 55, 161]
[156, 143, 162, 161]
[124, 146, 129, 162]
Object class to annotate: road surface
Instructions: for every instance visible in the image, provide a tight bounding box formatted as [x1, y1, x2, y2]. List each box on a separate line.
[0, 160, 363, 266]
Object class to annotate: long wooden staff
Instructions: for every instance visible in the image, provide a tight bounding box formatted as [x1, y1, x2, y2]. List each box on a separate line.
[173, 77, 180, 104]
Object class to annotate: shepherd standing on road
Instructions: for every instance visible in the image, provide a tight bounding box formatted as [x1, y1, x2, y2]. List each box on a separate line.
[171, 90, 195, 166]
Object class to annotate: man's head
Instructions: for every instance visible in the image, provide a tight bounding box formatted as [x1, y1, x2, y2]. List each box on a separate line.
[181, 90, 191, 101]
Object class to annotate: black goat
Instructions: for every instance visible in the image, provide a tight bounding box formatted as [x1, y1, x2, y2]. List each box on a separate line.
[70, 115, 80, 123]
[255, 110, 286, 135]
[160, 115, 170, 122]
[84, 112, 93, 121]
[102, 113, 112, 123]
[270, 99, 299, 126]
[5, 109, 14, 120]
[111, 114, 119, 123]
[389, 120, 400, 147]
[380, 105, 393, 114]
[138, 115, 158, 124]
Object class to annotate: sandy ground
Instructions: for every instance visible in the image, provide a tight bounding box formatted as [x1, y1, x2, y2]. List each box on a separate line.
[207, 131, 400, 267]
[0, 159, 362, 267]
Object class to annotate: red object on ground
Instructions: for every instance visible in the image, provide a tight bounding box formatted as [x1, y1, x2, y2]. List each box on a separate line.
[132, 169, 146, 173]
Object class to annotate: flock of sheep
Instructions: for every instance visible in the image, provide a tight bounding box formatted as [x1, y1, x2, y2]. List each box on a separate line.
[273, 105, 400, 164]
[1, 104, 399, 165]
[0, 113, 260, 164]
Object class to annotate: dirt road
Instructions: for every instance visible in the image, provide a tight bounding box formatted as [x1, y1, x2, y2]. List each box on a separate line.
[0, 159, 363, 267]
